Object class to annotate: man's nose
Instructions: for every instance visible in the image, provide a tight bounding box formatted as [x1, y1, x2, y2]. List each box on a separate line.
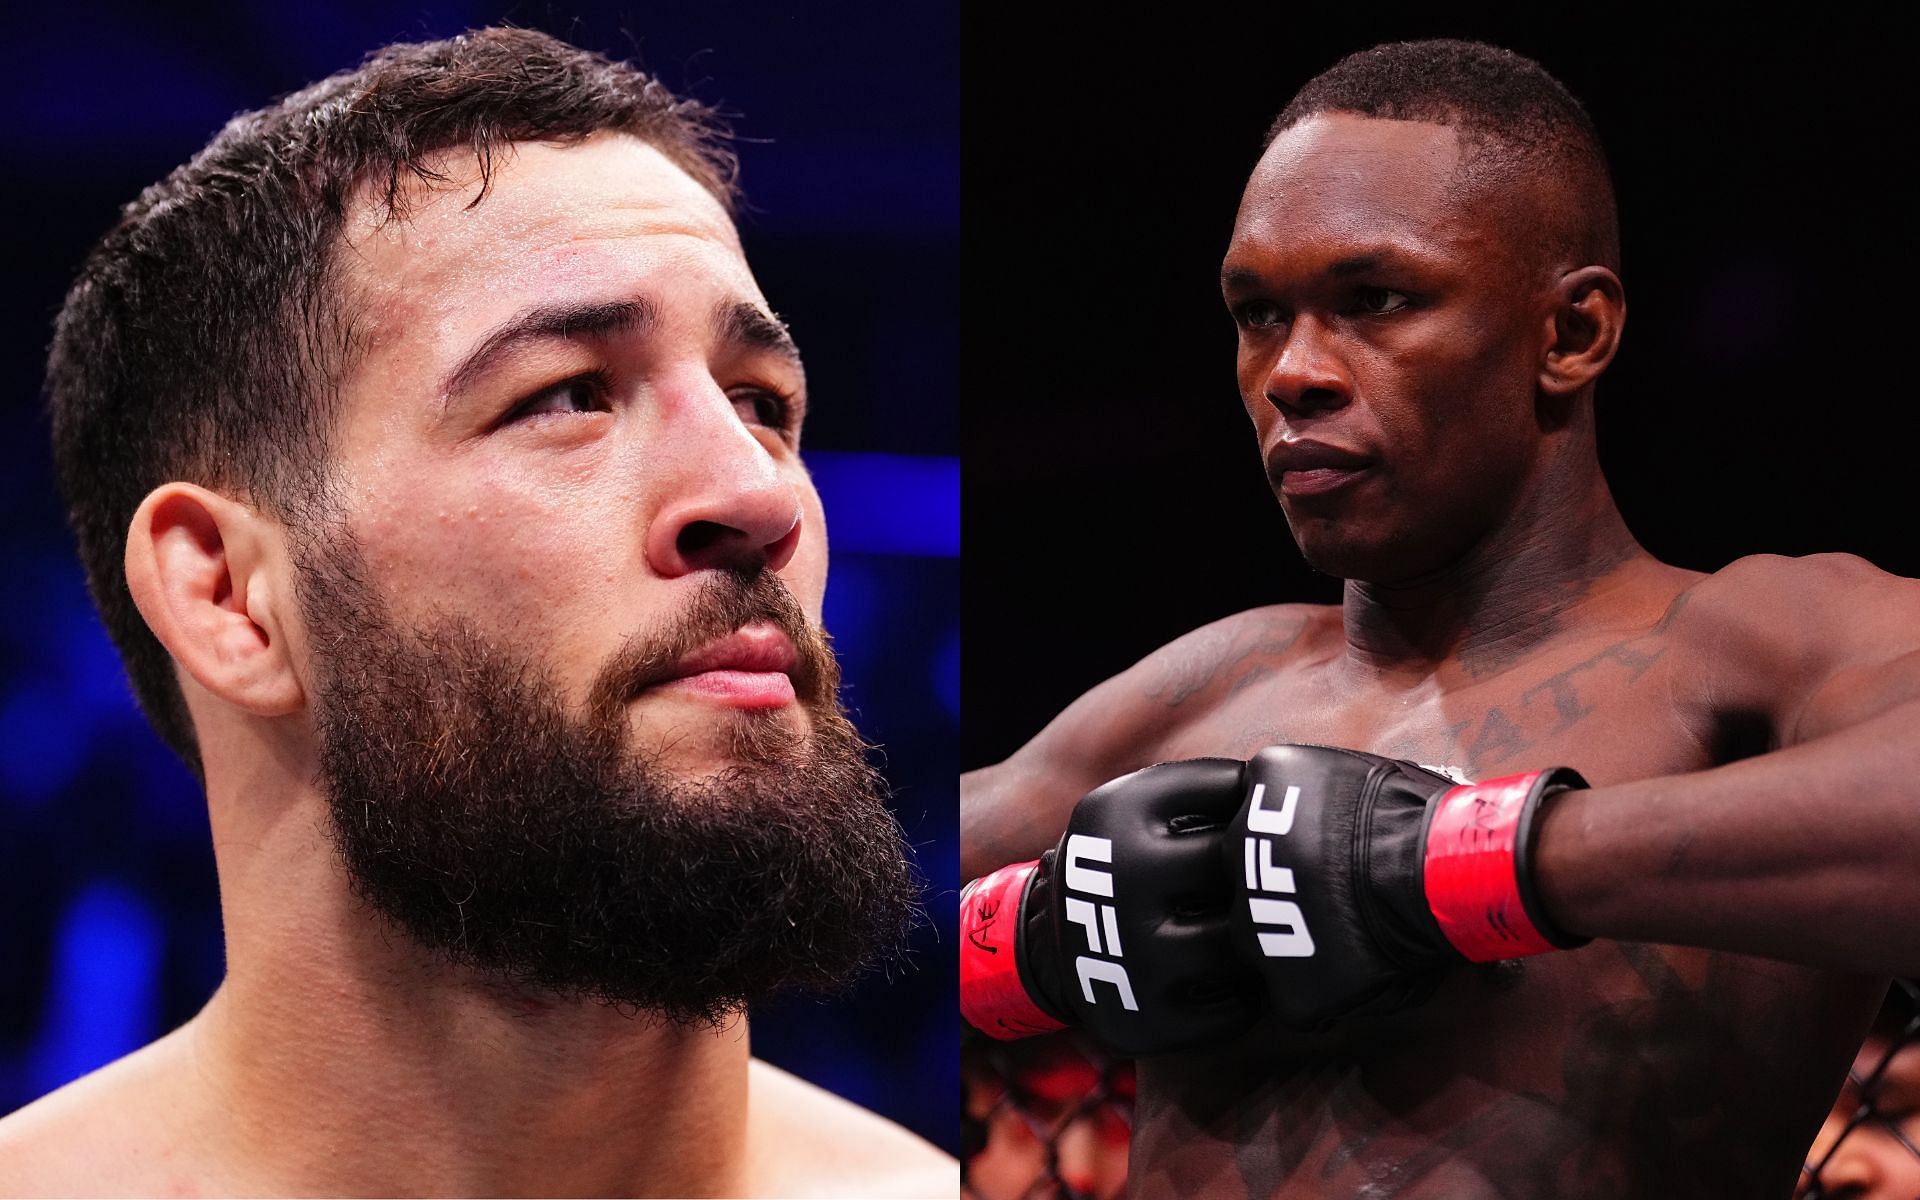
[1261, 316, 1351, 417]
[644, 387, 804, 578]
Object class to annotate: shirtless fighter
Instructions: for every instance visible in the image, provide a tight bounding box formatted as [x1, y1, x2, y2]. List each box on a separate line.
[1, 27, 950, 1196]
[962, 39, 1919, 1198]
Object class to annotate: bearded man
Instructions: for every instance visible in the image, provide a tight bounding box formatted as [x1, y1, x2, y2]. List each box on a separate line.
[1, 26, 950, 1197]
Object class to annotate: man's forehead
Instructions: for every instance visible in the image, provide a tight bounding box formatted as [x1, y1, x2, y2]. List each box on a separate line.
[1245, 114, 1464, 211]
[1231, 113, 1503, 266]
[336, 133, 765, 370]
[341, 133, 747, 301]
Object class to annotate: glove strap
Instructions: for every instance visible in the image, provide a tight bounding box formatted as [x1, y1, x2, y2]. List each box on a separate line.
[960, 861, 1068, 1040]
[1423, 769, 1587, 962]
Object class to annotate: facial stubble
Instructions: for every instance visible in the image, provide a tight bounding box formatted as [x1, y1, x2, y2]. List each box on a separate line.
[293, 530, 920, 1026]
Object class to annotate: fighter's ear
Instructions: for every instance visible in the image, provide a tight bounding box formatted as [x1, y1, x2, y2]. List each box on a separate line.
[123, 483, 306, 719]
[1539, 266, 1625, 398]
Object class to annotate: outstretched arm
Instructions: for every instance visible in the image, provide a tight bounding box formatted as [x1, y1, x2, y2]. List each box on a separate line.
[1532, 554, 1920, 974]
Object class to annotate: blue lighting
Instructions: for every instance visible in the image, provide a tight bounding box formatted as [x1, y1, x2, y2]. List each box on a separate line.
[27, 882, 163, 1097]
[932, 624, 959, 722]
[0, 682, 88, 809]
[807, 452, 957, 557]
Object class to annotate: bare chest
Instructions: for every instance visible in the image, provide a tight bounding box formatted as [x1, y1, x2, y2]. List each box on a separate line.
[1127, 624, 1872, 1197]
[1151, 624, 1712, 788]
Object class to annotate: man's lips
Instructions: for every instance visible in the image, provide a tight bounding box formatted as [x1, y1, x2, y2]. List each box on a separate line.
[1266, 439, 1374, 498]
[645, 624, 799, 709]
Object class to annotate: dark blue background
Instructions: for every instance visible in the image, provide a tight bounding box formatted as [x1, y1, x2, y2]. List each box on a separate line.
[0, 1, 958, 1154]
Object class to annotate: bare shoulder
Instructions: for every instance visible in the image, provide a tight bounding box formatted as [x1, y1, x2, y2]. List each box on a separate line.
[1024, 602, 1331, 778]
[1127, 602, 1334, 712]
[0, 1033, 205, 1197]
[1669, 553, 1920, 736]
[962, 604, 1332, 876]
[1691, 550, 1917, 609]
[745, 1059, 955, 1198]
[1674, 552, 1920, 663]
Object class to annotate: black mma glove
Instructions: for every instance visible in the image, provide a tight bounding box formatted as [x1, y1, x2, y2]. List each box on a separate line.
[1225, 744, 1589, 1028]
[961, 759, 1262, 1057]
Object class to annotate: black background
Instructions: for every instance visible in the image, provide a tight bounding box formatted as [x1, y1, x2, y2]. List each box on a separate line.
[964, 8, 1914, 769]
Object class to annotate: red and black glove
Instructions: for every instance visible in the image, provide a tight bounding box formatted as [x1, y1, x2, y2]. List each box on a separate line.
[1225, 744, 1589, 1027]
[960, 759, 1263, 1057]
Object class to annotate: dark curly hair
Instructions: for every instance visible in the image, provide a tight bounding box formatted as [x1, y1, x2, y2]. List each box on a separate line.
[45, 26, 738, 775]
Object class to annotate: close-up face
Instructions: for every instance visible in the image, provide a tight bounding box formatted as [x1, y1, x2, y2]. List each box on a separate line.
[324, 131, 826, 776]
[256, 131, 919, 1018]
[1222, 114, 1555, 584]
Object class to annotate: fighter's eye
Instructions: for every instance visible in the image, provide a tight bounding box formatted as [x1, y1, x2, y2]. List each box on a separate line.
[1237, 300, 1286, 329]
[508, 371, 613, 421]
[732, 388, 795, 434]
[1355, 287, 1411, 315]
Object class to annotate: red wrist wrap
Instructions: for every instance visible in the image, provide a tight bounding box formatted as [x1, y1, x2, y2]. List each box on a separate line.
[1423, 772, 1565, 962]
[961, 861, 1067, 1040]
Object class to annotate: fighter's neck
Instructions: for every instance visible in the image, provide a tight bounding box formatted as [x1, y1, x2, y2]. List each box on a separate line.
[181, 876, 754, 1196]
[1339, 478, 1647, 677]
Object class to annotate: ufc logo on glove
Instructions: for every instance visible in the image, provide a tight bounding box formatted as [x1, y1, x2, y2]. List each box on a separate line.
[1061, 835, 1139, 1010]
[958, 757, 1267, 1056]
[1242, 783, 1317, 958]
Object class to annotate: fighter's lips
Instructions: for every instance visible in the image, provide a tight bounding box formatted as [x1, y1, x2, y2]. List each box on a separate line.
[648, 625, 798, 708]
[1267, 440, 1373, 497]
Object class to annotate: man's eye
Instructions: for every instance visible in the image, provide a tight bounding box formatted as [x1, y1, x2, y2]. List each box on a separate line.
[1237, 301, 1286, 329]
[733, 389, 793, 433]
[509, 372, 612, 421]
[1356, 287, 1411, 315]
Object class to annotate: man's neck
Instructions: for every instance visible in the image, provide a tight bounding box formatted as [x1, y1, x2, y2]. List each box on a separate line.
[183, 865, 753, 1197]
[1340, 465, 1647, 679]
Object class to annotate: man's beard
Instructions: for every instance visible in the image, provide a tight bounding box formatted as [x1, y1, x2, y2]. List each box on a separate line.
[291, 529, 921, 1026]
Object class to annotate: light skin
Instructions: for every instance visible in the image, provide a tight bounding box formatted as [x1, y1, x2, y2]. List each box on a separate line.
[964, 114, 1919, 1195]
[0, 133, 952, 1198]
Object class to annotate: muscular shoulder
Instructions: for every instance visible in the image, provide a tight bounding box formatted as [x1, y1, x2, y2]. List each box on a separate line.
[1670, 552, 1920, 735]
[744, 1059, 955, 1198]
[963, 604, 1332, 876]
[1037, 604, 1328, 775]
[1131, 603, 1333, 713]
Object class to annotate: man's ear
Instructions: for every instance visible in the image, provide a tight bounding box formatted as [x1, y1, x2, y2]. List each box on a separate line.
[124, 484, 305, 718]
[1539, 265, 1626, 398]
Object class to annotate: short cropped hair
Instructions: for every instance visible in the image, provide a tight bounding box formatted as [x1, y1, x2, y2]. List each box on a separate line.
[46, 26, 738, 774]
[1270, 39, 1619, 273]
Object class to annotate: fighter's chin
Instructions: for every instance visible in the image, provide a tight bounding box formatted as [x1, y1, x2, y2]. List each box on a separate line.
[625, 691, 813, 772]
[1293, 535, 1465, 588]
[1287, 519, 1385, 582]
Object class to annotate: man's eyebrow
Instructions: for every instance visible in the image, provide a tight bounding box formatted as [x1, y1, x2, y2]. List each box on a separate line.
[1221, 265, 1264, 292]
[442, 297, 658, 399]
[1223, 251, 1409, 291]
[1327, 252, 1387, 278]
[713, 299, 802, 367]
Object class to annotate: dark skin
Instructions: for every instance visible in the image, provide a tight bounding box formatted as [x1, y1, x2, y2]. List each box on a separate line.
[962, 114, 1920, 1198]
